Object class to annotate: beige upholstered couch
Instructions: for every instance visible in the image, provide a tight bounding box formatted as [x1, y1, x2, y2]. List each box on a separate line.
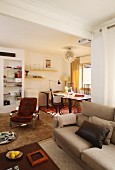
[53, 101, 115, 170]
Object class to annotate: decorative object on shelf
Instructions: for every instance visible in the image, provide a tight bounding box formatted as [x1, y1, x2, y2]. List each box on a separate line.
[33, 75, 43, 78]
[44, 58, 52, 69]
[33, 64, 37, 69]
[63, 46, 75, 62]
[46, 59, 51, 68]
[7, 71, 15, 78]
[15, 70, 22, 78]
[25, 70, 29, 77]
[49, 80, 61, 91]
[4, 100, 10, 106]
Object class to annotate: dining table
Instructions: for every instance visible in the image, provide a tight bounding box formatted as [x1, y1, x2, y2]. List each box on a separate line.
[53, 92, 91, 113]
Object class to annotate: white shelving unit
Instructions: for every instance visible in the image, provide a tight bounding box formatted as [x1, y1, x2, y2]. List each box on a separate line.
[4, 60, 22, 106]
[0, 47, 24, 113]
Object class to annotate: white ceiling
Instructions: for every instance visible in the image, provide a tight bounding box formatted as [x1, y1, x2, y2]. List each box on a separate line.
[0, 14, 90, 57]
[0, 0, 115, 57]
[36, 0, 115, 27]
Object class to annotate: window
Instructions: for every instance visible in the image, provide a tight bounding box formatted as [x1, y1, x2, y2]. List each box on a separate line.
[79, 64, 91, 94]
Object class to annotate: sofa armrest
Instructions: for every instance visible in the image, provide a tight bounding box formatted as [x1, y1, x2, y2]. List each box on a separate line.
[53, 115, 59, 128]
[53, 113, 77, 128]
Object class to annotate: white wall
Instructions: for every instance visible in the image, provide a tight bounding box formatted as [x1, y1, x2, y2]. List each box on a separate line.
[0, 0, 92, 39]
[24, 50, 70, 106]
[91, 32, 105, 104]
[80, 55, 91, 64]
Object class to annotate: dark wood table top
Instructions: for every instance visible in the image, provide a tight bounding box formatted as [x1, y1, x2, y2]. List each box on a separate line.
[0, 142, 60, 170]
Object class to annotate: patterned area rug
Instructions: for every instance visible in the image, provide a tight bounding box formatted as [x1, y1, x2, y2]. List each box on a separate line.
[39, 106, 81, 115]
[0, 111, 53, 153]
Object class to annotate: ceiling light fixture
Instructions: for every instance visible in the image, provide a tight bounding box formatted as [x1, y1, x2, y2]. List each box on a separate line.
[64, 47, 75, 63]
[78, 39, 91, 46]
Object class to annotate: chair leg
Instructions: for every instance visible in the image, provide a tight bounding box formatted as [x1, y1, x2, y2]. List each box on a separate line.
[32, 118, 36, 130]
[10, 113, 13, 127]
[56, 107, 58, 113]
[59, 107, 61, 114]
[37, 113, 39, 120]
[59, 107, 63, 114]
[59, 105, 62, 114]
[10, 120, 12, 127]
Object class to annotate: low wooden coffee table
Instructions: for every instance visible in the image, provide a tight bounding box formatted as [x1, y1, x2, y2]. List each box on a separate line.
[0, 142, 60, 170]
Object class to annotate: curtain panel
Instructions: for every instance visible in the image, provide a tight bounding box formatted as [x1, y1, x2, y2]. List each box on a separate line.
[71, 57, 80, 92]
[91, 26, 115, 106]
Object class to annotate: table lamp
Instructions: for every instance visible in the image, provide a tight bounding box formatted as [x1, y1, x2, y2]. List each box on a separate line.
[62, 76, 69, 86]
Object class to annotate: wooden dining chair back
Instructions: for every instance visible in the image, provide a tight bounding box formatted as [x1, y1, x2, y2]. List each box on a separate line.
[51, 92, 64, 114]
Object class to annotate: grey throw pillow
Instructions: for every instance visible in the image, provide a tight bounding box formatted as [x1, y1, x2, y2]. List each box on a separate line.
[89, 116, 115, 145]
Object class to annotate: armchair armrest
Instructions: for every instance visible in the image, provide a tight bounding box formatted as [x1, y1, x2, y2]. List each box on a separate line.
[11, 110, 18, 113]
[33, 110, 39, 113]
[10, 110, 18, 127]
[10, 106, 19, 116]
[32, 109, 39, 129]
[33, 109, 39, 120]
[10, 106, 19, 127]
[10, 110, 18, 117]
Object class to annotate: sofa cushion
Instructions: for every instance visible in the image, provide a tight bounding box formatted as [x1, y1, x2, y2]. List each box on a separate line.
[76, 114, 89, 127]
[81, 101, 114, 121]
[53, 126, 93, 158]
[75, 121, 110, 148]
[81, 144, 115, 170]
[89, 116, 115, 145]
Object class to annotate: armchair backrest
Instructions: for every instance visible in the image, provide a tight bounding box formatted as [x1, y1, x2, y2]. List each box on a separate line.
[18, 98, 37, 116]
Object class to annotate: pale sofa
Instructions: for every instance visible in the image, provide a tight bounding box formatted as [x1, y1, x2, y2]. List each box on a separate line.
[53, 101, 115, 170]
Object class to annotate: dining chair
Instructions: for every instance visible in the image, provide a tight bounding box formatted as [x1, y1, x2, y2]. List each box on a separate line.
[51, 92, 64, 114]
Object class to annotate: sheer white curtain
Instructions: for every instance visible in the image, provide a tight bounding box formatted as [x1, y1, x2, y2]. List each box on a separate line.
[102, 26, 115, 106]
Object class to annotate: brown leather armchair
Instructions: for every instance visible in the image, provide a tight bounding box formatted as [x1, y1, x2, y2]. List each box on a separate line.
[10, 97, 39, 129]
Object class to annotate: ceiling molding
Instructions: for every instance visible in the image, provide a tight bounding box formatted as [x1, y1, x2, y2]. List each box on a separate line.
[26, 0, 93, 27]
[0, 0, 92, 39]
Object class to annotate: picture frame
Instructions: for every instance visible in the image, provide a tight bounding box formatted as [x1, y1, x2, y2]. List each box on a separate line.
[45, 58, 51, 69]
[27, 149, 48, 167]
